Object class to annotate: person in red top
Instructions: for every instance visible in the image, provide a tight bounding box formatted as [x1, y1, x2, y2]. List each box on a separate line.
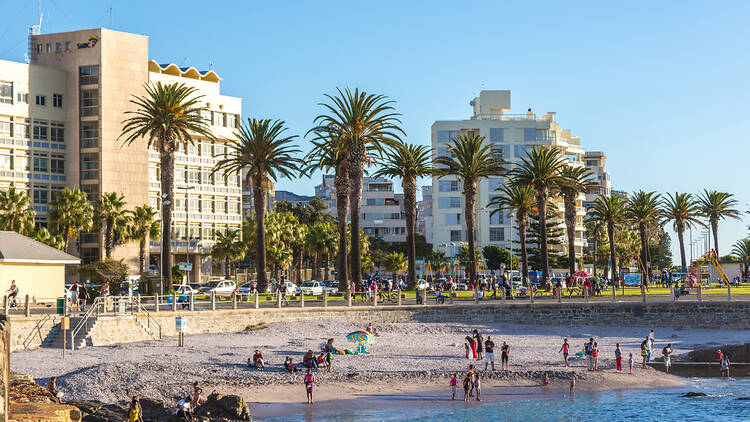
[251, 350, 264, 369]
[559, 338, 570, 367]
[466, 336, 478, 359]
[592, 342, 600, 371]
[583, 278, 592, 296]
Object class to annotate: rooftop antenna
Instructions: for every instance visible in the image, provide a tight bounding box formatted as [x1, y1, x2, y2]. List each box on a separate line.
[209, 61, 214, 70]
[26, 0, 44, 63]
[109, 7, 113, 28]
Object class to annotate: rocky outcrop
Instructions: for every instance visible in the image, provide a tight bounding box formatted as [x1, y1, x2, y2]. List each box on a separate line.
[687, 343, 750, 362]
[68, 394, 251, 422]
[9, 374, 81, 422]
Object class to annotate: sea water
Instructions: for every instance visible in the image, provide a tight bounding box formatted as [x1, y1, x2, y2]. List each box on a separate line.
[259, 379, 750, 422]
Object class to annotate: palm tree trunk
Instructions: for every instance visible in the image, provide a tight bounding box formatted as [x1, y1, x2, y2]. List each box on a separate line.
[335, 170, 349, 291]
[564, 195, 576, 277]
[225, 256, 230, 278]
[62, 223, 71, 254]
[592, 232, 598, 276]
[608, 222, 616, 292]
[313, 254, 321, 280]
[139, 238, 146, 275]
[348, 159, 364, 287]
[8, 216, 15, 232]
[296, 248, 303, 283]
[104, 219, 114, 259]
[536, 191, 550, 283]
[677, 224, 687, 272]
[519, 217, 529, 285]
[324, 253, 330, 281]
[639, 223, 648, 283]
[463, 182, 477, 285]
[253, 176, 268, 292]
[711, 219, 719, 256]
[403, 176, 417, 290]
[160, 140, 175, 289]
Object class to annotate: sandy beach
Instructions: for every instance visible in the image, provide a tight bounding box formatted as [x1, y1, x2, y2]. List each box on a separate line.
[12, 319, 742, 414]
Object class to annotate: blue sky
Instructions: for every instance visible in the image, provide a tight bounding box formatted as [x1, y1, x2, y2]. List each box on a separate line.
[1, 0, 748, 257]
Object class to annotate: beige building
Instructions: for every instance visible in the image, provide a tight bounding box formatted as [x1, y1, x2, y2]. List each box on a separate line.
[431, 90, 588, 264]
[1, 28, 243, 281]
[583, 151, 611, 206]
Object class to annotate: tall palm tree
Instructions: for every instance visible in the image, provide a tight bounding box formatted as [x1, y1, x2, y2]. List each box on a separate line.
[128, 205, 160, 275]
[94, 192, 130, 259]
[210, 229, 246, 278]
[0, 186, 36, 234]
[312, 88, 404, 291]
[213, 118, 301, 293]
[304, 128, 350, 291]
[48, 187, 94, 252]
[588, 195, 627, 294]
[697, 189, 740, 256]
[383, 251, 407, 285]
[488, 183, 535, 285]
[585, 217, 604, 276]
[373, 142, 432, 289]
[120, 81, 214, 289]
[662, 192, 703, 272]
[435, 133, 506, 285]
[426, 250, 450, 276]
[626, 191, 662, 279]
[731, 238, 750, 282]
[509, 146, 566, 283]
[558, 165, 595, 278]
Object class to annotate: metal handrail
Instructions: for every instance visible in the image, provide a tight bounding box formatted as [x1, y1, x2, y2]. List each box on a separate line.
[133, 296, 162, 339]
[70, 296, 106, 351]
[22, 313, 51, 349]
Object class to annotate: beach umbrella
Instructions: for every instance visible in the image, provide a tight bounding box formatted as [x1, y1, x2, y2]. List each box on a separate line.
[346, 330, 376, 344]
[573, 271, 592, 278]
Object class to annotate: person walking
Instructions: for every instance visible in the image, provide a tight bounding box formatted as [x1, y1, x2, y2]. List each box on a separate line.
[629, 353, 634, 374]
[640, 339, 648, 368]
[484, 336, 496, 371]
[585, 338, 594, 371]
[78, 283, 89, 312]
[474, 330, 484, 361]
[304, 369, 315, 404]
[559, 338, 570, 367]
[662, 343, 673, 374]
[449, 374, 458, 400]
[501, 341, 510, 370]
[615, 343, 623, 373]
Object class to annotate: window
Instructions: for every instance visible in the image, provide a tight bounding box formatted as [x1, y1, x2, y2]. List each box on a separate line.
[228, 173, 238, 187]
[55, 42, 61, 52]
[188, 198, 199, 212]
[0, 151, 11, 169]
[366, 198, 385, 206]
[490, 128, 504, 142]
[489, 227, 505, 242]
[214, 144, 225, 157]
[80, 153, 98, 180]
[46, 43, 51, 53]
[438, 180, 461, 192]
[80, 89, 98, 116]
[445, 213, 461, 225]
[36, 44, 41, 54]
[202, 170, 214, 185]
[35, 95, 46, 106]
[188, 168, 200, 184]
[148, 166, 158, 181]
[50, 185, 63, 201]
[0, 118, 11, 137]
[0, 81, 12, 104]
[523, 128, 535, 142]
[438, 197, 461, 209]
[514, 144, 532, 158]
[50, 122, 64, 142]
[450, 230, 462, 241]
[226, 114, 236, 129]
[51, 154, 64, 174]
[175, 198, 186, 212]
[201, 142, 212, 156]
[81, 183, 98, 201]
[79, 66, 99, 85]
[202, 226, 215, 240]
[216, 197, 227, 213]
[149, 195, 159, 209]
[489, 212, 506, 225]
[16, 152, 29, 170]
[53, 93, 63, 108]
[437, 130, 459, 143]
[16, 92, 28, 103]
[16, 119, 29, 138]
[65, 41, 71, 51]
[80, 121, 98, 148]
[201, 197, 213, 213]
[33, 186, 48, 204]
[214, 112, 224, 126]
[536, 129, 553, 141]
[200, 109, 211, 124]
[228, 201, 238, 214]
[33, 152, 48, 172]
[33, 120, 48, 140]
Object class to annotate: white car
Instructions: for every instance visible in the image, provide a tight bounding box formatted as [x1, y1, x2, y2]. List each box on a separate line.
[174, 284, 199, 295]
[237, 282, 255, 299]
[270, 280, 299, 296]
[200, 280, 236, 296]
[300, 281, 323, 295]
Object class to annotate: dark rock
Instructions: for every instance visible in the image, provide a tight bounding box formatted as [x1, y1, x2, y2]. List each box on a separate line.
[687, 343, 750, 362]
[737, 397, 750, 401]
[681, 392, 708, 398]
[70, 397, 251, 421]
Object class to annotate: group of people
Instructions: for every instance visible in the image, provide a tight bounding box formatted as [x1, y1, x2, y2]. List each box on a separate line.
[464, 329, 509, 371]
[450, 364, 483, 402]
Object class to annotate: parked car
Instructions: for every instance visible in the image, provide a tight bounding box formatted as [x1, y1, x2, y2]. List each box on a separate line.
[200, 280, 236, 296]
[174, 284, 199, 296]
[268, 280, 299, 295]
[322, 280, 339, 294]
[148, 264, 159, 276]
[300, 281, 323, 295]
[237, 282, 255, 299]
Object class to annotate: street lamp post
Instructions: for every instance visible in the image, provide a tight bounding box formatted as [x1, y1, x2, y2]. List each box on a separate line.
[160, 194, 170, 296]
[178, 185, 196, 284]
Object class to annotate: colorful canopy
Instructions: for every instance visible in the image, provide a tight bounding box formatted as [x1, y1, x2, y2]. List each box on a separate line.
[346, 330, 376, 344]
[573, 271, 592, 278]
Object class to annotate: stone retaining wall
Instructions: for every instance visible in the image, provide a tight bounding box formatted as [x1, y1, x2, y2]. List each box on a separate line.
[10, 301, 750, 351]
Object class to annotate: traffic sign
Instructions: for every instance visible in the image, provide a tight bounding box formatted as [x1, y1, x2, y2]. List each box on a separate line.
[179, 262, 193, 271]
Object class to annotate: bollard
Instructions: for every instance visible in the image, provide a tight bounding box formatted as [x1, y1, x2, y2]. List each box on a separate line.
[397, 289, 402, 306]
[530, 286, 534, 304]
[347, 291, 352, 307]
[254, 291, 259, 309]
[230, 291, 236, 309]
[449, 287, 454, 305]
[300, 292, 305, 308]
[211, 291, 216, 311]
[728, 284, 732, 302]
[373, 290, 377, 307]
[474, 289, 479, 304]
[423, 289, 428, 307]
[276, 292, 282, 308]
[697, 284, 702, 302]
[189, 292, 195, 311]
[323, 291, 328, 308]
[24, 294, 30, 317]
[155, 295, 160, 312]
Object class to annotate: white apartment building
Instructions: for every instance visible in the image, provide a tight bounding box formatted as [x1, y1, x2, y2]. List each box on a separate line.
[416, 185, 433, 244]
[583, 151, 611, 207]
[431, 90, 587, 262]
[315, 174, 406, 243]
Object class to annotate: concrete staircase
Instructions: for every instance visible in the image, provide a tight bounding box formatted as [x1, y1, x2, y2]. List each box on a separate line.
[42, 316, 97, 349]
[42, 314, 160, 349]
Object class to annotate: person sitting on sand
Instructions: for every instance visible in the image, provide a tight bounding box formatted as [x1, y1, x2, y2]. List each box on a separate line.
[47, 376, 62, 403]
[366, 322, 379, 336]
[175, 396, 193, 421]
[542, 372, 550, 386]
[450, 374, 458, 400]
[251, 350, 265, 369]
[304, 369, 315, 404]
[303, 350, 318, 369]
[128, 396, 143, 422]
[285, 356, 299, 373]
[569, 372, 577, 395]
[191, 382, 204, 405]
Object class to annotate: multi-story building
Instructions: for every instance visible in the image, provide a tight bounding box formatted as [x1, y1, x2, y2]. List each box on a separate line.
[275, 190, 314, 206]
[241, 175, 274, 217]
[416, 185, 433, 244]
[583, 151, 611, 207]
[315, 174, 406, 243]
[431, 90, 588, 262]
[1, 28, 243, 280]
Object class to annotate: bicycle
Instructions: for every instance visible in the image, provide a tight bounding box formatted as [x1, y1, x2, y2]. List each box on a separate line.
[376, 289, 398, 304]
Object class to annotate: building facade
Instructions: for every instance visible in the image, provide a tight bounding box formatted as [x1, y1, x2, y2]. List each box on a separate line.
[583, 151, 611, 207]
[1, 28, 243, 280]
[315, 174, 407, 243]
[416, 185, 433, 244]
[275, 190, 314, 206]
[431, 90, 588, 263]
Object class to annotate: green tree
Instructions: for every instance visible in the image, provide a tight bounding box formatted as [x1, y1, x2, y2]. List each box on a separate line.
[77, 259, 129, 295]
[488, 183, 535, 283]
[457, 244, 484, 276]
[525, 205, 566, 272]
[48, 187, 94, 252]
[626, 191, 662, 279]
[263, 211, 300, 282]
[32, 227, 65, 251]
[482, 245, 518, 271]
[662, 192, 703, 272]
[93, 192, 130, 259]
[435, 133, 506, 285]
[213, 119, 301, 293]
[312, 88, 404, 293]
[0, 187, 35, 234]
[584, 217, 605, 276]
[558, 166, 595, 277]
[648, 228, 673, 271]
[383, 251, 407, 285]
[127, 205, 160, 275]
[389, 233, 432, 260]
[120, 82, 215, 289]
[373, 141, 432, 288]
[588, 195, 627, 289]
[306, 222, 338, 280]
[509, 146, 567, 283]
[731, 238, 750, 281]
[210, 229, 246, 278]
[425, 249, 450, 276]
[697, 189, 740, 256]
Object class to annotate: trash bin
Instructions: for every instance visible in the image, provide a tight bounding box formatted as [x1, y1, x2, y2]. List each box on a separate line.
[56, 298, 65, 315]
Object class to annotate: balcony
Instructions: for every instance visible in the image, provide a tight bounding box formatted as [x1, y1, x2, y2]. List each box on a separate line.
[470, 113, 536, 121]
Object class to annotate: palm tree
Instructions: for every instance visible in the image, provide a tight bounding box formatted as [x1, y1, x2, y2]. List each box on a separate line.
[426, 250, 450, 276]
[588, 195, 627, 294]
[120, 81, 214, 289]
[305, 222, 337, 281]
[488, 183, 535, 285]
[210, 230, 246, 278]
[662, 192, 703, 272]
[213, 119, 301, 293]
[558, 166, 595, 278]
[93, 192, 130, 259]
[626, 191, 662, 279]
[731, 238, 750, 282]
[508, 146, 566, 283]
[0, 186, 36, 234]
[373, 142, 432, 289]
[128, 205, 160, 275]
[697, 190, 740, 256]
[48, 187, 94, 252]
[312, 88, 404, 292]
[33, 227, 65, 250]
[584, 217, 604, 276]
[383, 251, 407, 286]
[435, 133, 506, 285]
[304, 128, 350, 291]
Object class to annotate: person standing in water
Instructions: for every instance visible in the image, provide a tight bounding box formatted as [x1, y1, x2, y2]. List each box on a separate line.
[614, 343, 623, 373]
[304, 369, 315, 404]
[474, 373, 481, 401]
[569, 371, 577, 395]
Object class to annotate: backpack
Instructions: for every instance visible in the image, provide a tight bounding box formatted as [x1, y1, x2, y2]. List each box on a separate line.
[662, 346, 668, 355]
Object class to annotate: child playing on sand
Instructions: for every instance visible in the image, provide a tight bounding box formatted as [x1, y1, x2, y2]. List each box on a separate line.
[628, 353, 634, 374]
[450, 374, 458, 400]
[304, 369, 315, 404]
[474, 373, 481, 401]
[592, 342, 599, 371]
[285, 357, 299, 373]
[559, 338, 570, 367]
[462, 375, 471, 402]
[569, 371, 577, 395]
